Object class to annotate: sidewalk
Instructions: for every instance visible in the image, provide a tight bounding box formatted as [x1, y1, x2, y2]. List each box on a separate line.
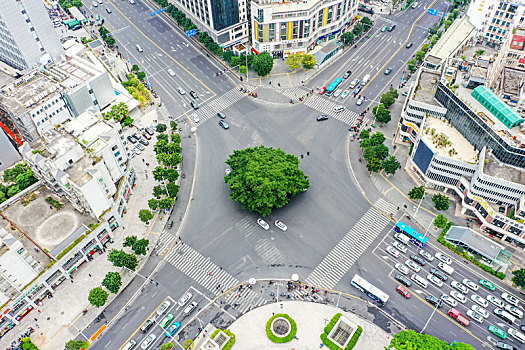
[227, 301, 392, 349]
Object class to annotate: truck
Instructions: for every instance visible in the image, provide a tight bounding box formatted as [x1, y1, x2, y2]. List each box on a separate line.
[361, 74, 371, 86]
[394, 232, 410, 245]
[448, 308, 470, 326]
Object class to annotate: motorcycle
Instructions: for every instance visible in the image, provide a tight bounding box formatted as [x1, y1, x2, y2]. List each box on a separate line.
[168, 221, 173, 229]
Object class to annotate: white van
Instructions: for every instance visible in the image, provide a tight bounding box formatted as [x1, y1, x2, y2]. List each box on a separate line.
[494, 308, 516, 324]
[361, 74, 371, 86]
[438, 261, 454, 275]
[122, 340, 137, 350]
[394, 232, 410, 245]
[334, 106, 345, 113]
[411, 274, 428, 288]
[509, 328, 525, 343]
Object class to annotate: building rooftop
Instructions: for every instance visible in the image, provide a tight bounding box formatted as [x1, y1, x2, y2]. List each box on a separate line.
[421, 116, 478, 163]
[66, 154, 94, 187]
[446, 226, 511, 264]
[426, 16, 476, 66]
[484, 150, 525, 184]
[413, 70, 443, 106]
[472, 86, 524, 128]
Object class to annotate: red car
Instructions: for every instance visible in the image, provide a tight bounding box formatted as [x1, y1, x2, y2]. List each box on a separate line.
[396, 285, 411, 299]
[319, 87, 327, 95]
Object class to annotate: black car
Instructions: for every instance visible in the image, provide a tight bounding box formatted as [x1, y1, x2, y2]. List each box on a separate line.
[317, 115, 329, 121]
[395, 274, 411, 287]
[106, 8, 112, 13]
[139, 138, 149, 146]
[190, 101, 199, 110]
[410, 254, 426, 266]
[430, 268, 448, 281]
[219, 120, 229, 129]
[189, 91, 198, 99]
[425, 295, 442, 308]
[353, 86, 362, 95]
[384, 67, 392, 75]
[217, 112, 226, 119]
[127, 135, 137, 144]
[497, 342, 517, 350]
[406, 42, 413, 49]
[343, 71, 351, 79]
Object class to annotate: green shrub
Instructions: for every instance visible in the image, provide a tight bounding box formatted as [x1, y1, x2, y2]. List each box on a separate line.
[321, 313, 362, 350]
[265, 314, 297, 343]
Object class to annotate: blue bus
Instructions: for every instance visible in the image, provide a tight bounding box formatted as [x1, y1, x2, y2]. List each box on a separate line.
[394, 221, 428, 247]
[325, 77, 343, 95]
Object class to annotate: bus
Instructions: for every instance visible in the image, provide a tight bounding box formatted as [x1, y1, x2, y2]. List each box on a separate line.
[325, 77, 343, 95]
[395, 221, 428, 247]
[351, 274, 389, 306]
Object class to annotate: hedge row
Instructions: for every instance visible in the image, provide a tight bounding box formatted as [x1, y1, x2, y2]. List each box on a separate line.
[321, 314, 363, 350]
[210, 329, 236, 350]
[324, 313, 342, 334]
[265, 314, 297, 343]
[438, 223, 506, 280]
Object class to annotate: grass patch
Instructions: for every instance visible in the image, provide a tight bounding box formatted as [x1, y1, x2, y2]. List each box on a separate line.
[321, 313, 363, 350]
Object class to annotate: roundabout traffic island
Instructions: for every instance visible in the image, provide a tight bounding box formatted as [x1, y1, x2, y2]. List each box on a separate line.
[265, 313, 297, 343]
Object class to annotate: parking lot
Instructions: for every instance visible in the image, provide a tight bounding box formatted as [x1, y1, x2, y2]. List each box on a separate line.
[371, 219, 525, 349]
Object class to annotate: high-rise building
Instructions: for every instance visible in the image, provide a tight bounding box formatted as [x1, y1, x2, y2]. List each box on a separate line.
[0, 0, 64, 72]
[250, 0, 358, 57]
[170, 0, 250, 49]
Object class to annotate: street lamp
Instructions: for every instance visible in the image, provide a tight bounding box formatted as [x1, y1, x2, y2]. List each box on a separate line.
[420, 295, 443, 333]
[422, 219, 434, 241]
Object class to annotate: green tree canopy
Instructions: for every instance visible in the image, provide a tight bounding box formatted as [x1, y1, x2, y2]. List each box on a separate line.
[156, 124, 167, 133]
[360, 130, 370, 139]
[432, 194, 450, 211]
[102, 271, 122, 294]
[408, 186, 425, 200]
[340, 32, 355, 45]
[132, 238, 150, 256]
[88, 287, 108, 307]
[361, 17, 374, 28]
[372, 104, 392, 124]
[383, 156, 401, 175]
[380, 91, 396, 107]
[373, 144, 390, 160]
[225, 146, 310, 216]
[139, 209, 154, 224]
[148, 198, 159, 211]
[3, 163, 30, 183]
[434, 214, 449, 229]
[108, 249, 139, 271]
[161, 342, 174, 350]
[302, 54, 316, 69]
[252, 52, 274, 76]
[366, 158, 383, 173]
[166, 182, 180, 198]
[124, 235, 138, 248]
[20, 337, 38, 350]
[512, 269, 525, 288]
[285, 53, 302, 70]
[369, 132, 386, 147]
[65, 340, 90, 350]
[387, 330, 474, 350]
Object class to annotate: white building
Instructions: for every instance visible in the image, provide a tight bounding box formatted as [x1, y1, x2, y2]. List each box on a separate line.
[0, 228, 42, 307]
[0, 0, 64, 72]
[20, 111, 130, 218]
[250, 0, 358, 57]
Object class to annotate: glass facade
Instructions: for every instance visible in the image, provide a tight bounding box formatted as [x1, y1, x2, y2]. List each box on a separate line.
[435, 81, 525, 169]
[211, 0, 239, 31]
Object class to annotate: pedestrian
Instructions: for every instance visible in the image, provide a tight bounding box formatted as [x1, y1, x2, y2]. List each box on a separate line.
[88, 274, 92, 277]
[34, 318, 37, 322]
[272, 312, 275, 315]
[209, 272, 212, 276]
[300, 154, 304, 158]
[37, 310, 41, 313]
[307, 151, 310, 156]
[238, 294, 241, 297]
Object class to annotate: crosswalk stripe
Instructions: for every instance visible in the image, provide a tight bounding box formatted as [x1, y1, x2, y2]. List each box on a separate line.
[305, 95, 361, 126]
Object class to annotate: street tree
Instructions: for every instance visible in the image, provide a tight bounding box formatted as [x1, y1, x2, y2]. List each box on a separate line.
[372, 104, 392, 124]
[136, 71, 146, 81]
[407, 59, 418, 72]
[369, 132, 386, 147]
[230, 56, 242, 68]
[132, 238, 150, 256]
[432, 194, 450, 211]
[285, 53, 302, 70]
[380, 91, 396, 107]
[352, 23, 364, 36]
[153, 185, 166, 199]
[240, 65, 247, 75]
[139, 209, 154, 224]
[340, 32, 355, 45]
[222, 51, 234, 63]
[366, 158, 383, 173]
[408, 186, 425, 200]
[148, 198, 159, 211]
[362, 147, 377, 162]
[434, 214, 449, 229]
[252, 52, 274, 76]
[512, 269, 525, 289]
[387, 330, 474, 350]
[361, 16, 374, 29]
[102, 272, 122, 294]
[225, 146, 310, 216]
[415, 50, 426, 62]
[65, 340, 90, 350]
[161, 343, 174, 350]
[302, 54, 316, 69]
[165, 169, 179, 183]
[159, 197, 175, 210]
[20, 338, 38, 350]
[373, 144, 390, 160]
[88, 287, 108, 307]
[153, 166, 167, 181]
[383, 155, 401, 175]
[183, 339, 194, 350]
[360, 129, 370, 139]
[124, 235, 138, 248]
[156, 124, 167, 133]
[166, 182, 180, 198]
[360, 138, 372, 149]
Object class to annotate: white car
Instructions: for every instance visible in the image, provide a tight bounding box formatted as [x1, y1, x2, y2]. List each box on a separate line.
[92, 1, 98, 6]
[508, 328, 525, 343]
[419, 249, 434, 262]
[157, 301, 171, 316]
[141, 334, 156, 349]
[451, 280, 469, 294]
[450, 290, 467, 303]
[98, 0, 103, 3]
[466, 310, 484, 323]
[462, 278, 479, 291]
[133, 146, 142, 155]
[427, 274, 443, 288]
[341, 90, 349, 99]
[505, 304, 524, 318]
[406, 259, 421, 273]
[191, 113, 200, 123]
[395, 263, 409, 275]
[177, 292, 192, 307]
[168, 69, 176, 77]
[333, 90, 342, 97]
[177, 87, 186, 95]
[435, 252, 452, 264]
[136, 45, 143, 52]
[386, 246, 400, 258]
[257, 218, 269, 230]
[275, 220, 287, 231]
[471, 305, 489, 319]
[392, 241, 407, 253]
[487, 294, 505, 308]
[470, 294, 488, 308]
[502, 292, 520, 306]
[356, 96, 364, 105]
[129, 0, 135, 3]
[441, 294, 457, 307]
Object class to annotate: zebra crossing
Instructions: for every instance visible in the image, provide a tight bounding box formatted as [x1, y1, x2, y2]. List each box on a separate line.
[277, 87, 309, 99]
[374, 197, 397, 217]
[165, 243, 266, 313]
[189, 87, 251, 124]
[156, 230, 176, 253]
[305, 94, 361, 126]
[235, 216, 286, 264]
[305, 199, 392, 289]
